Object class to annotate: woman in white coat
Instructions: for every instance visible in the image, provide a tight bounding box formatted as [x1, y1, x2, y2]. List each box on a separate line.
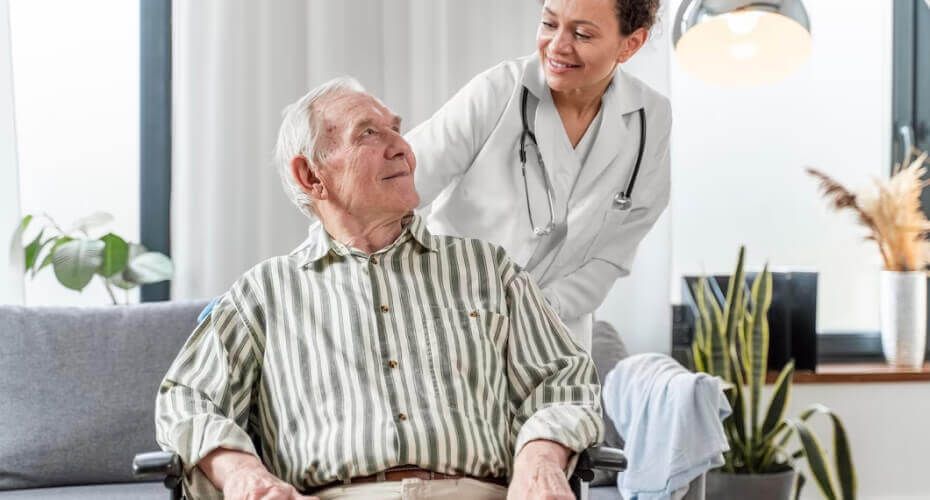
[406, 0, 670, 351]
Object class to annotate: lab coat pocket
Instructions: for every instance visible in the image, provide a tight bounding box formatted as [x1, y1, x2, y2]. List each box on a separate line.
[425, 307, 508, 414]
[582, 204, 633, 263]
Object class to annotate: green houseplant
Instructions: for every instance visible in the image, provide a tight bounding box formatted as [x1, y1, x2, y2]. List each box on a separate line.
[11, 212, 173, 304]
[689, 247, 856, 500]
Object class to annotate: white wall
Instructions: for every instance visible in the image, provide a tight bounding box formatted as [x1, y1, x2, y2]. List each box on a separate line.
[0, 0, 23, 305]
[8, 0, 139, 306]
[595, 0, 674, 355]
[668, 0, 892, 333]
[769, 383, 930, 500]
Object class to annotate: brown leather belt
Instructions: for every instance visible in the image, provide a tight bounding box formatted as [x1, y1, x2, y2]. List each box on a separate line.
[308, 465, 508, 493]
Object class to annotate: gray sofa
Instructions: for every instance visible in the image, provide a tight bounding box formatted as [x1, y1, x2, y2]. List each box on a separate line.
[0, 300, 209, 499]
[0, 301, 638, 499]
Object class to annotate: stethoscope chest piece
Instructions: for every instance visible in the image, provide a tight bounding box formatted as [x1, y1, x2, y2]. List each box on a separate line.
[613, 192, 633, 211]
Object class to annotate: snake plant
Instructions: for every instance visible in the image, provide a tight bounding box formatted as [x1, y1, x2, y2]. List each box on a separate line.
[690, 246, 856, 500]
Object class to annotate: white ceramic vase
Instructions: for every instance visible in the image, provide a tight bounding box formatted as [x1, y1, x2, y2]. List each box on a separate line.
[880, 270, 927, 368]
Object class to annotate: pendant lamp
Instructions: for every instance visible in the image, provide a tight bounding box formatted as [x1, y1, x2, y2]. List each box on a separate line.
[673, 0, 812, 86]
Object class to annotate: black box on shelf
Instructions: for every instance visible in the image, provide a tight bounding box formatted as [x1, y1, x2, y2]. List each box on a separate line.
[678, 271, 818, 372]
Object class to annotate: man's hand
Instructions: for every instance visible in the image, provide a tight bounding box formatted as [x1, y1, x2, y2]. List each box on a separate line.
[507, 440, 574, 500]
[199, 448, 319, 500]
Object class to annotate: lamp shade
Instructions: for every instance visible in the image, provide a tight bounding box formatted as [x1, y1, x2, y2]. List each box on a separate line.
[673, 0, 812, 86]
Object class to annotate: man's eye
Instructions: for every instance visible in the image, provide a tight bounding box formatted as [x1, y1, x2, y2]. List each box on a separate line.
[575, 31, 591, 40]
[362, 128, 376, 136]
[541, 21, 556, 29]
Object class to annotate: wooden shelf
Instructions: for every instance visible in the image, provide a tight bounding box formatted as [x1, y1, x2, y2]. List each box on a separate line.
[765, 362, 930, 384]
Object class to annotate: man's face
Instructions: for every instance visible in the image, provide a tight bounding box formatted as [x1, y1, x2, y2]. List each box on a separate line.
[314, 92, 419, 219]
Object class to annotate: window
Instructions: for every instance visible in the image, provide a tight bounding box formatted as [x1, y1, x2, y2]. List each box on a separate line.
[9, 0, 140, 306]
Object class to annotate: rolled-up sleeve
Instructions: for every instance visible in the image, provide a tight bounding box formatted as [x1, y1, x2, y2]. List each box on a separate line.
[505, 270, 604, 458]
[155, 290, 263, 482]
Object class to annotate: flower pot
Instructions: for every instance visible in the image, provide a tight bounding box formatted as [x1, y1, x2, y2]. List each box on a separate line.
[880, 270, 927, 368]
[705, 469, 797, 500]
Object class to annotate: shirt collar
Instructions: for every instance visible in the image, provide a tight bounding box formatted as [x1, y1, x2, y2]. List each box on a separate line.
[519, 52, 644, 116]
[289, 214, 438, 267]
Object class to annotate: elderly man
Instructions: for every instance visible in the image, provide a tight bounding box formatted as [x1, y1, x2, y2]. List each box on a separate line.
[155, 77, 603, 500]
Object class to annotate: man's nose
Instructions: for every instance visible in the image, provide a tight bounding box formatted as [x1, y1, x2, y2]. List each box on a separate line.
[385, 133, 409, 161]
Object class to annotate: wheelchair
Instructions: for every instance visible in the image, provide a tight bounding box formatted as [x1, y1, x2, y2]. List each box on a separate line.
[133, 445, 627, 500]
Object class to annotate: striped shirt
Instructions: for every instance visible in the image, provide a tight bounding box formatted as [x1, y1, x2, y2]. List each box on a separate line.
[155, 215, 603, 497]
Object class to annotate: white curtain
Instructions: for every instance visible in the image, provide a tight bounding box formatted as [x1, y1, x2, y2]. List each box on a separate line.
[1, 0, 23, 305]
[171, 0, 673, 354]
[171, 0, 539, 299]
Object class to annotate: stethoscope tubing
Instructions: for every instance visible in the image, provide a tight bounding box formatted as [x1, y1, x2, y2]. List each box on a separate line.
[518, 86, 645, 234]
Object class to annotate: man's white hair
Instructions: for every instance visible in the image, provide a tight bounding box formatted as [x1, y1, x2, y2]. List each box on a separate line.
[274, 76, 366, 219]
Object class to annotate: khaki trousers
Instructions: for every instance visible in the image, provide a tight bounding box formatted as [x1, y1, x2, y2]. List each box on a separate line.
[314, 477, 508, 500]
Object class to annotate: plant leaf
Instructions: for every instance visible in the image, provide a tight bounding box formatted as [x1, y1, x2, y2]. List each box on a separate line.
[125, 252, 174, 284]
[98, 233, 129, 277]
[38, 236, 74, 272]
[749, 265, 772, 444]
[52, 239, 105, 291]
[722, 247, 747, 380]
[10, 213, 33, 251]
[797, 405, 857, 500]
[69, 212, 114, 234]
[785, 418, 838, 500]
[762, 360, 795, 440]
[24, 229, 45, 272]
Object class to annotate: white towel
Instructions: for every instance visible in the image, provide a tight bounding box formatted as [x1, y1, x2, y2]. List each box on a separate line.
[603, 353, 731, 500]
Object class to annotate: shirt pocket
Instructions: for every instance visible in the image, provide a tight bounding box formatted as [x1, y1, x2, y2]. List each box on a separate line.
[582, 194, 633, 263]
[425, 307, 509, 414]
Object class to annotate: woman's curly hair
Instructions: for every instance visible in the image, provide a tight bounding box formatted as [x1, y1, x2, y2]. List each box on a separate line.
[614, 0, 660, 35]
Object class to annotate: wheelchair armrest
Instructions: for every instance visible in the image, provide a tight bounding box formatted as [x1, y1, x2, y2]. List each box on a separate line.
[133, 451, 183, 479]
[572, 445, 627, 482]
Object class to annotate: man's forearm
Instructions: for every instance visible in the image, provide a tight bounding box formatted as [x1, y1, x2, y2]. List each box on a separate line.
[198, 447, 267, 491]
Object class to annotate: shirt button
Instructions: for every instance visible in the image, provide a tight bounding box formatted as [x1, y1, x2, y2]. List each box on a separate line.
[387, 360, 399, 369]
[398, 413, 407, 421]
[469, 310, 480, 318]
[371, 256, 379, 265]
[380, 304, 390, 313]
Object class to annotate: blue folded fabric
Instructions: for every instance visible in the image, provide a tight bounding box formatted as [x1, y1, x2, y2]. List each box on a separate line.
[603, 353, 731, 500]
[197, 296, 220, 324]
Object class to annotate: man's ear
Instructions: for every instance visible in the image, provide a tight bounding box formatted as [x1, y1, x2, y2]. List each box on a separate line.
[616, 27, 648, 64]
[290, 155, 327, 201]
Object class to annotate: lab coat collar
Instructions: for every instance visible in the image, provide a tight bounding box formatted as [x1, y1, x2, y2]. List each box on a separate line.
[290, 213, 437, 267]
[519, 53, 643, 117]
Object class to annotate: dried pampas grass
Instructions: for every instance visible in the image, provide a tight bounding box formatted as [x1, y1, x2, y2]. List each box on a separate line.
[807, 149, 930, 272]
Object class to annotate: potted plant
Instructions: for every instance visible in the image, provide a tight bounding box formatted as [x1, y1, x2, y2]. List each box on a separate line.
[689, 247, 856, 500]
[807, 149, 930, 368]
[11, 212, 173, 304]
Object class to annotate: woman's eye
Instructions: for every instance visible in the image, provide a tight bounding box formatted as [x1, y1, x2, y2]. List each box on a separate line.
[575, 31, 591, 40]
[541, 21, 556, 29]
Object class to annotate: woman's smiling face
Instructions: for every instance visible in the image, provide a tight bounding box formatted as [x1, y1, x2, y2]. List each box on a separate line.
[536, 0, 643, 95]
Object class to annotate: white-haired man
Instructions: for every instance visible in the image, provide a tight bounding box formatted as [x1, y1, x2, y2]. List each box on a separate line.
[155, 77, 603, 500]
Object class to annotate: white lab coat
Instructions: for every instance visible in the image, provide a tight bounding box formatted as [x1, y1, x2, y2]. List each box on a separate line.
[406, 54, 671, 350]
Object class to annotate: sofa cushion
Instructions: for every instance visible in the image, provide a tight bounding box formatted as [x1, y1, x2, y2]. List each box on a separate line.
[0, 300, 208, 491]
[0, 481, 167, 500]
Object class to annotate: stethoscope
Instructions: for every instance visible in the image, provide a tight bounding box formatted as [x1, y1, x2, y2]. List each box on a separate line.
[519, 86, 646, 237]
